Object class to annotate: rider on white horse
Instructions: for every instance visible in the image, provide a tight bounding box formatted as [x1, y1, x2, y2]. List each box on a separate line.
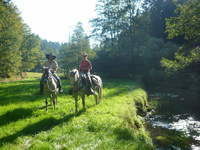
[40, 53, 63, 94]
[79, 53, 95, 95]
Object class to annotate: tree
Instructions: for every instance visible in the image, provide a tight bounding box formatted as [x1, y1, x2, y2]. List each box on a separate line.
[41, 39, 61, 56]
[0, 1, 23, 77]
[161, 0, 200, 73]
[142, 0, 177, 39]
[20, 25, 43, 72]
[58, 22, 95, 74]
[91, 0, 179, 79]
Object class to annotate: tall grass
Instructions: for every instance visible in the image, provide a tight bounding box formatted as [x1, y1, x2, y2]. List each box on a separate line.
[0, 73, 153, 149]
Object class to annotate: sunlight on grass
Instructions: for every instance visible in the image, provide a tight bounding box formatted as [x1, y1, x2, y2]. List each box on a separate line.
[0, 73, 153, 149]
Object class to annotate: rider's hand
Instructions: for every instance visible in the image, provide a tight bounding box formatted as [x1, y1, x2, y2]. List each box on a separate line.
[51, 70, 55, 73]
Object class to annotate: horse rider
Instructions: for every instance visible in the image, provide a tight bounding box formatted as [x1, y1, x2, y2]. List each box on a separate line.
[79, 53, 94, 95]
[40, 53, 63, 94]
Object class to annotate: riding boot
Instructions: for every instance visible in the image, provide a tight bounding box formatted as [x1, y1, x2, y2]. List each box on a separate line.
[58, 82, 63, 93]
[53, 73, 63, 93]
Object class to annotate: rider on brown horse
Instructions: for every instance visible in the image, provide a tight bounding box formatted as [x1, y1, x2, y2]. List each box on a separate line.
[79, 53, 94, 95]
[40, 53, 63, 94]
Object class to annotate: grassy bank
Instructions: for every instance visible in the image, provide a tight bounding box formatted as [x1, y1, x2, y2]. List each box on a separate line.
[0, 73, 153, 149]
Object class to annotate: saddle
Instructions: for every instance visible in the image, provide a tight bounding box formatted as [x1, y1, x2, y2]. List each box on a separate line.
[80, 73, 89, 88]
[80, 74, 98, 88]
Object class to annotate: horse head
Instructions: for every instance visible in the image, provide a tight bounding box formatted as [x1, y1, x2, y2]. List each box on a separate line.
[69, 69, 79, 83]
[43, 67, 53, 79]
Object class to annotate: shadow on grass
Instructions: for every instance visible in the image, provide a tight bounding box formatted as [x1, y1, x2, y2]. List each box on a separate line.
[0, 80, 40, 106]
[0, 80, 38, 94]
[0, 110, 84, 146]
[0, 108, 33, 127]
[102, 80, 139, 99]
[0, 79, 71, 106]
[103, 87, 131, 99]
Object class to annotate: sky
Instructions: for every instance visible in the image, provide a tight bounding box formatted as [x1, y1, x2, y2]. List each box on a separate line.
[13, 0, 97, 43]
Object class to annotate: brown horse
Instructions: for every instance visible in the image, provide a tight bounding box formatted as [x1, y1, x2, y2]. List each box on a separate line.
[69, 69, 103, 114]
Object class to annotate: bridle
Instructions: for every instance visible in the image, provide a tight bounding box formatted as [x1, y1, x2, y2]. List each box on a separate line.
[70, 69, 82, 93]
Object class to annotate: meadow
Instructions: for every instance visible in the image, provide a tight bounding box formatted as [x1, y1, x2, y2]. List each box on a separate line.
[0, 73, 153, 150]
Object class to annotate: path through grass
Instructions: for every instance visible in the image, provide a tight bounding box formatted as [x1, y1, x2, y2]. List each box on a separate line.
[0, 73, 153, 150]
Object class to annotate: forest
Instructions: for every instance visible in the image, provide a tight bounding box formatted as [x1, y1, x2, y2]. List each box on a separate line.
[0, 0, 200, 149]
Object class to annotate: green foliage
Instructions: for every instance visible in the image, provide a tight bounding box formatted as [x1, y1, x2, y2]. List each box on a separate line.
[91, 0, 179, 79]
[0, 1, 23, 77]
[20, 26, 43, 72]
[144, 0, 177, 39]
[40, 39, 61, 56]
[0, 2, 45, 77]
[162, 0, 200, 73]
[91, 0, 199, 99]
[0, 74, 153, 149]
[161, 47, 200, 73]
[132, 88, 148, 112]
[166, 0, 200, 42]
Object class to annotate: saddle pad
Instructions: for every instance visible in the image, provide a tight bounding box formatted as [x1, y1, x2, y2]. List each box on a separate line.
[91, 75, 99, 85]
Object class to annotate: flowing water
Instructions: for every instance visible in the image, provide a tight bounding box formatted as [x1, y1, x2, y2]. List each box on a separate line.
[146, 93, 200, 150]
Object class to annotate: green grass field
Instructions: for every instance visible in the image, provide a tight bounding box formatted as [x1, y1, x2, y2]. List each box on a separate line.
[0, 73, 153, 150]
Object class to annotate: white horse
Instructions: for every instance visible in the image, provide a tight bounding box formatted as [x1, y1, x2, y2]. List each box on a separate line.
[42, 67, 58, 111]
[69, 69, 103, 113]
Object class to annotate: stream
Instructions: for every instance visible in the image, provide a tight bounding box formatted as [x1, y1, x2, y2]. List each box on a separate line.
[146, 93, 200, 150]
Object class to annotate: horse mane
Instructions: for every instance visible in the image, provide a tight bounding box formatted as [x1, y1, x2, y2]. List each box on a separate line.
[69, 69, 79, 81]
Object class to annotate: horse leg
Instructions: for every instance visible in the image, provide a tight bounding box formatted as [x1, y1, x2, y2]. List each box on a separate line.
[75, 95, 78, 114]
[94, 92, 98, 105]
[49, 94, 54, 110]
[81, 94, 86, 111]
[99, 87, 103, 100]
[55, 94, 57, 105]
[54, 93, 58, 108]
[45, 98, 48, 111]
[52, 93, 56, 110]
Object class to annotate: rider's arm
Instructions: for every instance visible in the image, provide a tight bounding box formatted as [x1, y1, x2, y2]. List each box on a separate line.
[87, 60, 92, 71]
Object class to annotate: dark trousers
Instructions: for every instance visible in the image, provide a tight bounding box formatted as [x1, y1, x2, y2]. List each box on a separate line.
[80, 71, 92, 89]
